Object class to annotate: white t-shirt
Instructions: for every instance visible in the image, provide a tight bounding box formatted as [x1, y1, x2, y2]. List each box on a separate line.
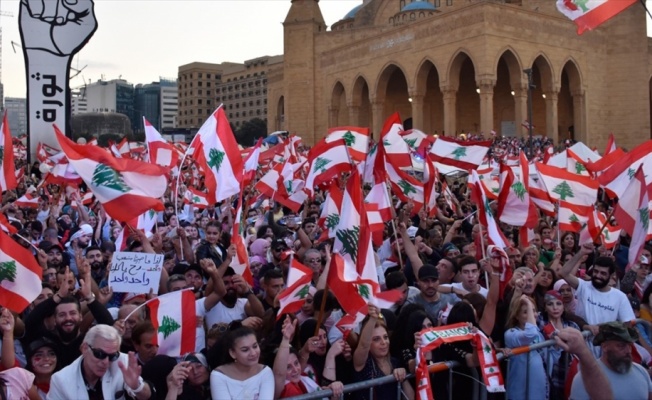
[204, 298, 248, 328]
[210, 366, 274, 400]
[440, 282, 489, 298]
[574, 279, 635, 325]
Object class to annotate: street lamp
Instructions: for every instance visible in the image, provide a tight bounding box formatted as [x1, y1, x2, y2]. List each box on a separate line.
[523, 68, 535, 158]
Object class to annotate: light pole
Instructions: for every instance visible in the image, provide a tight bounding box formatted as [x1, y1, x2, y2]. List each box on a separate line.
[523, 68, 535, 158]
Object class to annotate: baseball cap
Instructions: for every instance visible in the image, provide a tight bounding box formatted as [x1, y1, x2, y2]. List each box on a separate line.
[272, 238, 288, 251]
[183, 352, 208, 368]
[418, 265, 439, 281]
[592, 321, 639, 346]
[38, 241, 63, 252]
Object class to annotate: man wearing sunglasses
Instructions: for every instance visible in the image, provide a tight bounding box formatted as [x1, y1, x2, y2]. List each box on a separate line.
[49, 324, 152, 399]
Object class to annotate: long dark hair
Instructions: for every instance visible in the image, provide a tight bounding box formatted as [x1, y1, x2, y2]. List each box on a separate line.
[208, 325, 257, 368]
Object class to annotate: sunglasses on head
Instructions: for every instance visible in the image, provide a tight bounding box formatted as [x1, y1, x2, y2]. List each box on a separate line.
[89, 346, 120, 362]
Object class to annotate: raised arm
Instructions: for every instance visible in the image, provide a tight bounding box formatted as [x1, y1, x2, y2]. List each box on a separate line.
[353, 304, 379, 372]
[273, 316, 297, 399]
[560, 242, 594, 290]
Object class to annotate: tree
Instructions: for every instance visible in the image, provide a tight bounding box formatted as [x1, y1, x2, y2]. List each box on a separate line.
[569, 214, 580, 223]
[313, 157, 331, 174]
[552, 181, 574, 201]
[398, 179, 417, 196]
[325, 214, 340, 230]
[295, 285, 310, 299]
[207, 148, 225, 171]
[342, 131, 356, 147]
[336, 226, 360, 263]
[628, 168, 636, 179]
[511, 181, 527, 201]
[640, 207, 650, 230]
[92, 164, 129, 193]
[404, 138, 417, 148]
[451, 147, 467, 160]
[0, 261, 16, 283]
[158, 316, 181, 339]
[236, 118, 267, 146]
[574, 162, 587, 175]
[357, 284, 371, 300]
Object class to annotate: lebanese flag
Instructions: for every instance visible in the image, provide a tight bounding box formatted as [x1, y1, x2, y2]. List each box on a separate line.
[598, 140, 652, 199]
[469, 170, 509, 249]
[400, 129, 433, 155]
[112, 138, 131, 158]
[521, 120, 535, 131]
[556, 0, 637, 35]
[14, 166, 24, 184]
[381, 113, 412, 169]
[497, 156, 537, 229]
[536, 162, 599, 207]
[586, 147, 626, 177]
[304, 138, 352, 195]
[566, 148, 590, 176]
[184, 187, 209, 209]
[274, 160, 309, 213]
[277, 258, 313, 320]
[613, 166, 650, 268]
[0, 213, 16, 235]
[364, 180, 394, 221]
[14, 193, 40, 208]
[605, 133, 617, 155]
[386, 161, 424, 214]
[114, 209, 160, 251]
[44, 152, 83, 185]
[327, 254, 367, 315]
[242, 138, 263, 186]
[477, 166, 500, 200]
[0, 230, 42, 313]
[441, 181, 458, 215]
[193, 107, 243, 203]
[423, 157, 440, 216]
[0, 113, 17, 192]
[430, 136, 492, 171]
[230, 192, 253, 285]
[529, 166, 556, 217]
[144, 117, 178, 169]
[146, 289, 196, 357]
[54, 126, 168, 222]
[36, 142, 59, 163]
[318, 182, 343, 240]
[558, 201, 592, 233]
[326, 127, 369, 163]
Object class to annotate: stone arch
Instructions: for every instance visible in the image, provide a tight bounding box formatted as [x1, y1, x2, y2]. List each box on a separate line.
[445, 49, 477, 91]
[351, 75, 372, 129]
[494, 47, 523, 88]
[375, 61, 412, 100]
[532, 53, 555, 93]
[375, 62, 412, 128]
[330, 81, 349, 127]
[276, 96, 285, 131]
[493, 48, 523, 137]
[445, 50, 479, 134]
[414, 58, 443, 134]
[559, 58, 584, 142]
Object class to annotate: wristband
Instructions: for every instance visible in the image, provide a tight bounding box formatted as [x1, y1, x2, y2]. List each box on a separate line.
[125, 379, 145, 397]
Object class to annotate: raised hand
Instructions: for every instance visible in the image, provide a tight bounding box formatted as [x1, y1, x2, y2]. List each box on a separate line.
[118, 351, 143, 391]
[97, 286, 113, 305]
[0, 309, 15, 335]
[199, 258, 217, 275]
[281, 315, 297, 342]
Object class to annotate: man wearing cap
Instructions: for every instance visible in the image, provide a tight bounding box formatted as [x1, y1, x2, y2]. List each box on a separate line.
[570, 321, 652, 399]
[257, 238, 290, 279]
[38, 241, 67, 271]
[406, 264, 459, 324]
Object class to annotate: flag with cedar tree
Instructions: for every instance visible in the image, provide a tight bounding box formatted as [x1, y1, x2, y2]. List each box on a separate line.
[556, 0, 637, 35]
[326, 126, 369, 164]
[536, 162, 599, 207]
[146, 289, 196, 357]
[277, 258, 313, 320]
[55, 126, 168, 223]
[0, 113, 17, 192]
[598, 140, 652, 199]
[193, 106, 243, 203]
[242, 138, 263, 187]
[318, 182, 343, 241]
[184, 187, 209, 209]
[0, 230, 42, 312]
[143, 117, 179, 169]
[469, 170, 509, 249]
[304, 138, 352, 195]
[613, 166, 650, 268]
[380, 113, 413, 169]
[558, 201, 592, 233]
[497, 153, 538, 230]
[566, 148, 591, 177]
[430, 136, 492, 171]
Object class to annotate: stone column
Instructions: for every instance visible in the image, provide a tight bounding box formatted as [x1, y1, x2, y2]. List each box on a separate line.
[410, 93, 425, 131]
[571, 89, 586, 142]
[328, 106, 339, 128]
[478, 80, 495, 136]
[442, 88, 457, 136]
[544, 89, 559, 144]
[372, 101, 384, 140]
[513, 84, 528, 138]
[348, 104, 360, 127]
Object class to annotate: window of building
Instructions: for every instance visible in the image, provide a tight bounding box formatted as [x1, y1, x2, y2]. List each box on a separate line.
[198, 118, 202, 124]
[236, 112, 240, 117]
[198, 81, 202, 87]
[207, 73, 211, 79]
[236, 103, 240, 109]
[198, 73, 202, 78]
[198, 99, 202, 105]
[249, 110, 253, 116]
[207, 82, 211, 87]
[198, 90, 202, 95]
[229, 113, 233, 118]
[257, 110, 261, 115]
[190, 100, 193, 105]
[249, 101, 253, 106]
[264, 99, 267, 105]
[216, 75, 221, 80]
[216, 96, 220, 101]
[446, 0, 452, 4]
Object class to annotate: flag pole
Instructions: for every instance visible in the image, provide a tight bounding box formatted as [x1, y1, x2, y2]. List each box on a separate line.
[383, 182, 404, 271]
[13, 233, 38, 252]
[478, 223, 489, 287]
[593, 208, 616, 245]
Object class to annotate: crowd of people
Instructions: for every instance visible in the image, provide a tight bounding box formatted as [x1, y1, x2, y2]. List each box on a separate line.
[0, 132, 647, 400]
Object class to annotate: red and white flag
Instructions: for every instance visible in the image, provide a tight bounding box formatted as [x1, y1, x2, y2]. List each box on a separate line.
[380, 113, 412, 169]
[605, 133, 617, 155]
[0, 113, 16, 192]
[184, 188, 209, 209]
[423, 157, 440, 216]
[230, 192, 253, 285]
[497, 154, 537, 229]
[55, 126, 168, 222]
[469, 170, 509, 249]
[430, 136, 491, 171]
[566, 148, 590, 176]
[146, 289, 196, 357]
[386, 162, 424, 214]
[14, 193, 40, 209]
[304, 138, 352, 195]
[558, 201, 592, 233]
[193, 107, 243, 203]
[242, 138, 263, 186]
[0, 230, 42, 313]
[144, 117, 178, 169]
[613, 166, 650, 268]
[0, 213, 17, 235]
[277, 258, 313, 320]
[536, 162, 599, 207]
[326, 127, 369, 164]
[318, 183, 343, 240]
[556, 0, 637, 35]
[598, 140, 652, 199]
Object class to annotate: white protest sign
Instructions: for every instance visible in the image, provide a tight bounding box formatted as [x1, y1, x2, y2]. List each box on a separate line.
[108, 252, 163, 294]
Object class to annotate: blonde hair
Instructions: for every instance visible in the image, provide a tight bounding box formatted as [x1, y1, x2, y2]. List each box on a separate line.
[505, 295, 536, 329]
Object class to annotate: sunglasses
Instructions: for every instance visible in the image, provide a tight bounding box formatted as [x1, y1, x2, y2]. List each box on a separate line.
[89, 346, 120, 362]
[274, 247, 287, 252]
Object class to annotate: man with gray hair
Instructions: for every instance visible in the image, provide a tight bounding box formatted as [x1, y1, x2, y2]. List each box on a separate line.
[48, 324, 152, 400]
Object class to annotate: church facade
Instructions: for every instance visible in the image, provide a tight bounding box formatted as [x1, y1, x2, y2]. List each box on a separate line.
[266, 0, 652, 150]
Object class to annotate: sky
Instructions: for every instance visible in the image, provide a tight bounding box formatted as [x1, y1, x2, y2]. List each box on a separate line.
[2, 0, 651, 99]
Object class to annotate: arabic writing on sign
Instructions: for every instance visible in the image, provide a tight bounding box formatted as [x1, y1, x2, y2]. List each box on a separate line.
[108, 252, 163, 295]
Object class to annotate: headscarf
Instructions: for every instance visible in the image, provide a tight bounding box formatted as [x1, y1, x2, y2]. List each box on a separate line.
[553, 279, 577, 314]
[250, 238, 270, 258]
[66, 224, 93, 247]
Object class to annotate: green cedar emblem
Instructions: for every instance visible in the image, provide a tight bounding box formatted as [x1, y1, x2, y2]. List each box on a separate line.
[569, 214, 580, 223]
[342, 131, 356, 147]
[552, 181, 574, 201]
[192, 196, 201, 203]
[313, 157, 331, 174]
[357, 284, 371, 299]
[92, 164, 130, 193]
[603, 229, 610, 240]
[451, 147, 467, 160]
[286, 180, 293, 194]
[398, 179, 417, 196]
[158, 315, 181, 339]
[0, 147, 4, 164]
[336, 226, 360, 263]
[485, 198, 493, 218]
[368, 143, 377, 156]
[295, 285, 310, 299]
[148, 209, 156, 219]
[628, 168, 636, 179]
[573, 0, 590, 13]
[404, 138, 417, 149]
[639, 207, 650, 230]
[207, 148, 225, 171]
[383, 139, 391, 147]
[574, 162, 586, 175]
[325, 214, 340, 230]
[0, 261, 17, 283]
[483, 344, 491, 354]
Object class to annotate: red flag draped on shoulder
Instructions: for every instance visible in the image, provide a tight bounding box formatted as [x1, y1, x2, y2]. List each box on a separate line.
[613, 166, 650, 268]
[0, 113, 17, 192]
[0, 230, 42, 312]
[556, 0, 637, 35]
[54, 126, 168, 222]
[144, 117, 179, 169]
[193, 107, 243, 203]
[430, 136, 491, 171]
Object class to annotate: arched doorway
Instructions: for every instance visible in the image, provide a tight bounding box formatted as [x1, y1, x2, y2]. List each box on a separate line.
[559, 60, 583, 142]
[276, 96, 285, 131]
[330, 82, 349, 127]
[376, 63, 411, 131]
[494, 50, 521, 137]
[351, 76, 372, 132]
[415, 59, 443, 134]
[454, 55, 480, 135]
